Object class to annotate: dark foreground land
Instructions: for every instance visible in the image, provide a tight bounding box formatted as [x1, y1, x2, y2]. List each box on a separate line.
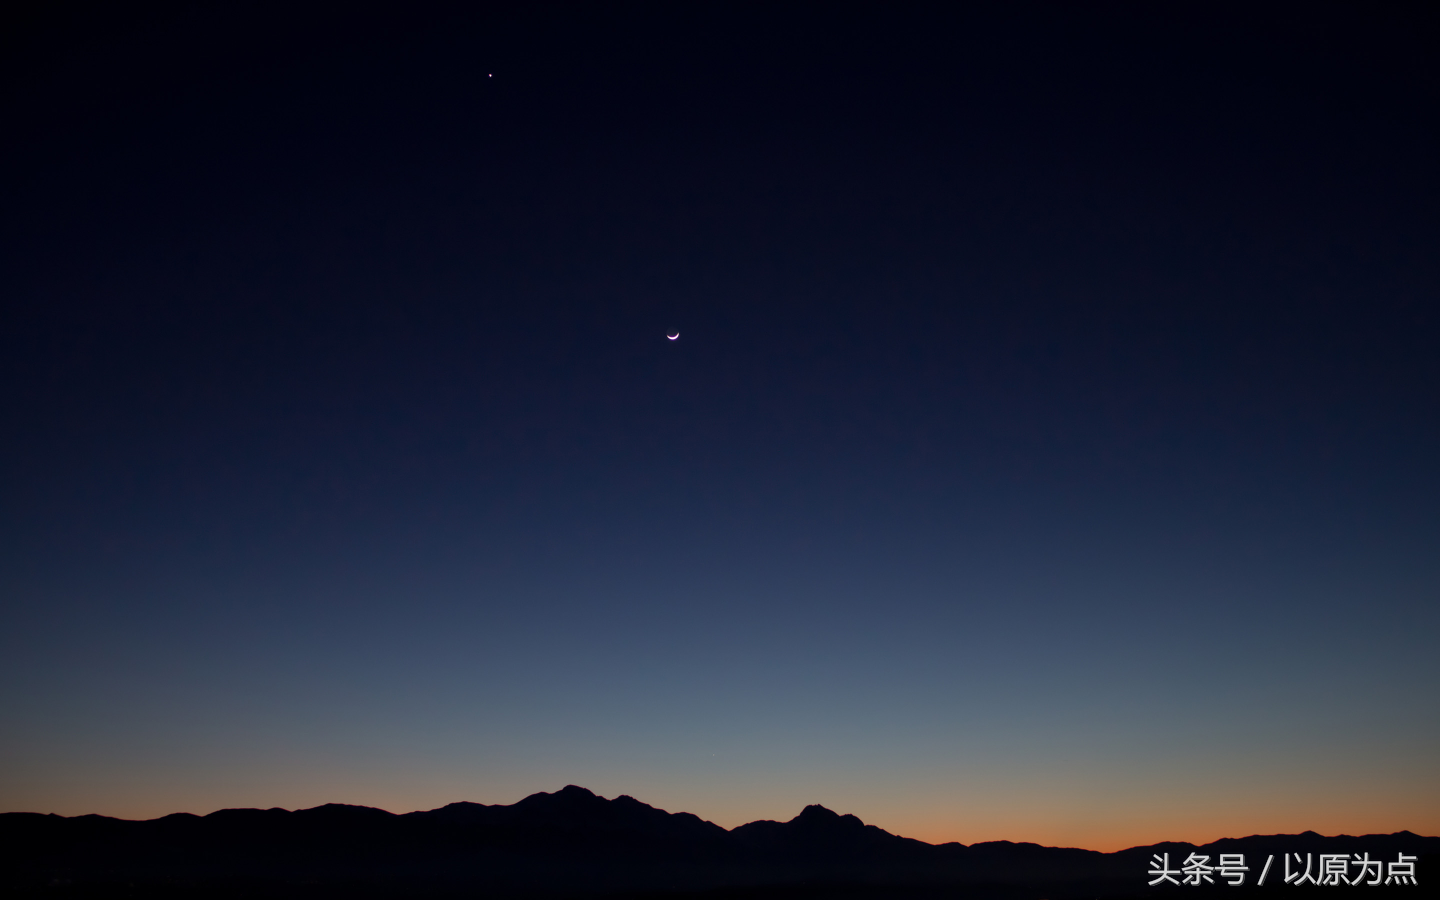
[3, 787, 1437, 899]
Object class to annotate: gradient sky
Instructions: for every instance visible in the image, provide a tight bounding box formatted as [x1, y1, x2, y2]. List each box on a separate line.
[2, 2, 1437, 853]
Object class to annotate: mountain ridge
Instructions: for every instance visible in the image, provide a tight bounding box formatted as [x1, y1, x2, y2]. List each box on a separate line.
[4, 787, 1436, 898]
[11, 785, 1433, 852]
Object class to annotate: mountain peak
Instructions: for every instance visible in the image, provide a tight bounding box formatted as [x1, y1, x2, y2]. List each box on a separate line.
[294, 803, 395, 819]
[792, 804, 868, 831]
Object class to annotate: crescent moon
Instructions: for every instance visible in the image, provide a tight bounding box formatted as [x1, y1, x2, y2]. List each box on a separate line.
[667, 333, 679, 340]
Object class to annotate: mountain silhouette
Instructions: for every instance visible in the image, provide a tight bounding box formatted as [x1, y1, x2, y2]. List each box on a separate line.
[731, 803, 933, 861]
[3, 787, 1436, 898]
[426, 784, 729, 841]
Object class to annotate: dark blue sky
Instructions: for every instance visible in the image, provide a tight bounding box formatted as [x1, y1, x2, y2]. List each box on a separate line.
[2, 2, 1437, 849]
